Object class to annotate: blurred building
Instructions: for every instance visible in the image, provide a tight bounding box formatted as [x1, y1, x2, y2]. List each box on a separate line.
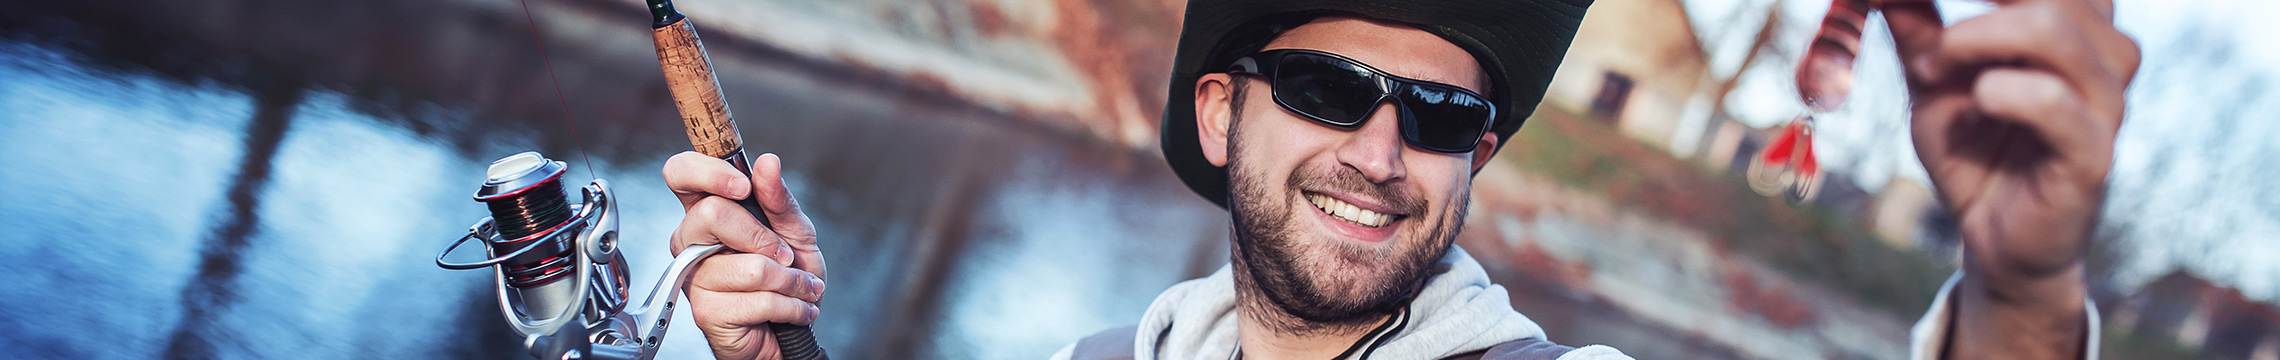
[1546, 0, 1975, 255]
[1544, 0, 1709, 152]
[2109, 271, 2280, 360]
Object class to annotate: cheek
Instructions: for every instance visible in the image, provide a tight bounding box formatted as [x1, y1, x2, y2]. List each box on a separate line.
[1407, 155, 1475, 212]
[1230, 112, 1342, 172]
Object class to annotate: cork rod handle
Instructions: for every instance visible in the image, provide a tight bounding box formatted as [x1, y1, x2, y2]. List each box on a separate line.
[649, 1, 828, 359]
[653, 16, 741, 158]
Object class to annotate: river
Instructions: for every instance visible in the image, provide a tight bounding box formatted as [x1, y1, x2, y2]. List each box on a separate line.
[0, 14, 1228, 359]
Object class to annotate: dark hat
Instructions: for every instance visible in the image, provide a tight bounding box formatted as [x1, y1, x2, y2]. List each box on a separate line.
[1160, 0, 1593, 208]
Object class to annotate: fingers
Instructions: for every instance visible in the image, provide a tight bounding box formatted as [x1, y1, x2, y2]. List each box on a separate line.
[672, 196, 792, 261]
[665, 151, 753, 210]
[689, 284, 822, 328]
[1875, 0, 1944, 87]
[750, 153, 829, 282]
[1929, 1, 2133, 118]
[1971, 69, 2115, 176]
[691, 253, 826, 303]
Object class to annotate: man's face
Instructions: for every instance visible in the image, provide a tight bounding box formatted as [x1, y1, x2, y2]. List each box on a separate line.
[1205, 16, 1495, 327]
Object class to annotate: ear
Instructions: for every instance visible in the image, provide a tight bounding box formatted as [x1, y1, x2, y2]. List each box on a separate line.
[1195, 73, 1237, 167]
[1468, 132, 1501, 173]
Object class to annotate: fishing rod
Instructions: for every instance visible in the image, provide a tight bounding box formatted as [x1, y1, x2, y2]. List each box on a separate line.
[647, 0, 830, 357]
[431, 0, 827, 359]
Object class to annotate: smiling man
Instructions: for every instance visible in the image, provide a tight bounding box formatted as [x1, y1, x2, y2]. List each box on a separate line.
[1062, 1, 1630, 358]
[658, 0, 2140, 358]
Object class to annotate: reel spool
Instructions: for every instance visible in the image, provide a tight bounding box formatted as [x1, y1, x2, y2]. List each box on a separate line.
[474, 152, 585, 290]
[438, 151, 721, 360]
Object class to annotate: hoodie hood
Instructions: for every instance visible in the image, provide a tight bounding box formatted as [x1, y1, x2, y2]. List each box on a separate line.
[1132, 246, 1551, 360]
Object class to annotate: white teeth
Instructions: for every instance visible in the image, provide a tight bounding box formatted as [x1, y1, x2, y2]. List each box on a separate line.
[1306, 193, 1395, 227]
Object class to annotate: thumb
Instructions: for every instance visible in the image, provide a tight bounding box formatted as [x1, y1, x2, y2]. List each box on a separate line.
[1876, 0, 1947, 84]
[750, 153, 818, 250]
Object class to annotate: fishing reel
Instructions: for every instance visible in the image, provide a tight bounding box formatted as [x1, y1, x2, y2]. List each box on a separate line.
[437, 151, 722, 360]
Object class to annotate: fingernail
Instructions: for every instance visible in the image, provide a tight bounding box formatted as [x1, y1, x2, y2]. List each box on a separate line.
[806, 303, 820, 323]
[809, 277, 825, 295]
[777, 244, 795, 264]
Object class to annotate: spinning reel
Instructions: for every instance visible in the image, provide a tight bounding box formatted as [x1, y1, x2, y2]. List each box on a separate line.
[436, 151, 723, 360]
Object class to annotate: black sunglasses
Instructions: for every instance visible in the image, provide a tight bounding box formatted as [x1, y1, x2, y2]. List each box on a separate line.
[1228, 49, 1497, 153]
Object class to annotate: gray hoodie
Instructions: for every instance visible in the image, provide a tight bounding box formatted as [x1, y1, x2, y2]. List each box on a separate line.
[1053, 246, 1631, 360]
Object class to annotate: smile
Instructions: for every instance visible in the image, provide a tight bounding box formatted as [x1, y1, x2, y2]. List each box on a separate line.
[1306, 192, 1401, 228]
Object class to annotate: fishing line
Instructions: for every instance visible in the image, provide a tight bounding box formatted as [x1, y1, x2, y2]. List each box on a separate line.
[517, 0, 597, 180]
[487, 178, 573, 241]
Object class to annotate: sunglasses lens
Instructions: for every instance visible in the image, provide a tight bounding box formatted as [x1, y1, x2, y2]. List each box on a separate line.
[1400, 84, 1494, 151]
[1273, 53, 1382, 125]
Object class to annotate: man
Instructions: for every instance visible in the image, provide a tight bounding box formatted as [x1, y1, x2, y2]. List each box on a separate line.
[658, 0, 2139, 358]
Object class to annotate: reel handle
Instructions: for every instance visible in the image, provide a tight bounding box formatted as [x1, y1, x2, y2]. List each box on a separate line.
[650, 1, 824, 359]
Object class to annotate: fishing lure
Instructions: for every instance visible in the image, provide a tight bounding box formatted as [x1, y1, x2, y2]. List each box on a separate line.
[1749, 0, 1868, 203]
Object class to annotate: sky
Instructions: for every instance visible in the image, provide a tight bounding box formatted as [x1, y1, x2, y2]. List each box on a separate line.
[1677, 0, 2280, 301]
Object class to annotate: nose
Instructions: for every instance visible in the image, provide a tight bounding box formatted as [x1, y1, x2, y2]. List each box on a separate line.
[1336, 101, 1407, 183]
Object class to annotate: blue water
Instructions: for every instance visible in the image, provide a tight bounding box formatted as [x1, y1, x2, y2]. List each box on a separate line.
[0, 41, 1230, 359]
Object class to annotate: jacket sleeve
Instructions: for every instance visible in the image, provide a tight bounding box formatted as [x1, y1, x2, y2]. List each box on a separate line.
[1907, 272, 2100, 360]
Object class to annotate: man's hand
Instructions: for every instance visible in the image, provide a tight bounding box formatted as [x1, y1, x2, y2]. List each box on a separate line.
[664, 151, 827, 360]
[1878, 0, 2138, 358]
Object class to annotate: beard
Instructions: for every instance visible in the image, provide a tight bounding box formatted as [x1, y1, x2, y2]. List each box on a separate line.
[1223, 123, 1468, 334]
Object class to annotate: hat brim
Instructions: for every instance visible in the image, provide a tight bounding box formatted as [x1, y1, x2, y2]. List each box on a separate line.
[1160, 0, 1592, 208]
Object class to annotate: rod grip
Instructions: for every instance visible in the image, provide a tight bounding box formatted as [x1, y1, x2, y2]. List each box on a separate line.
[652, 10, 829, 360]
[770, 324, 826, 360]
[654, 16, 741, 159]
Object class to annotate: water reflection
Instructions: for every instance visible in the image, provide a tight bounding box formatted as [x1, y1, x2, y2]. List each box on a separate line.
[25, 0, 2272, 358]
[165, 80, 302, 359]
[0, 9, 1230, 356]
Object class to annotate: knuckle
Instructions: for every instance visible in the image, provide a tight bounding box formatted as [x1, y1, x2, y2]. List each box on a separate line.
[761, 261, 794, 289]
[705, 198, 744, 225]
[674, 213, 714, 248]
[805, 274, 825, 300]
[788, 275, 812, 299]
[663, 154, 689, 175]
[664, 153, 704, 181]
[692, 197, 726, 222]
[669, 228, 693, 253]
